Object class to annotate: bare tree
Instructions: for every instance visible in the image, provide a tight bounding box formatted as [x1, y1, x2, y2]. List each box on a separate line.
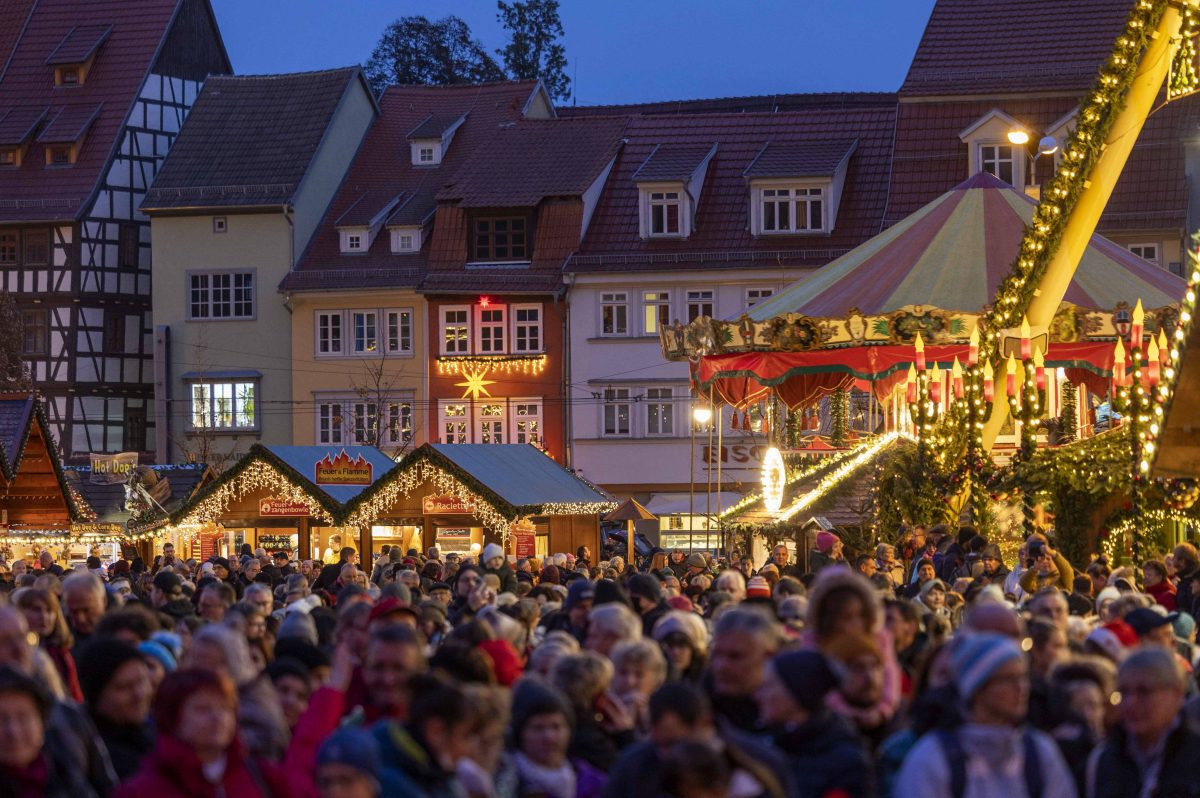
[0, 293, 32, 390]
[348, 347, 415, 459]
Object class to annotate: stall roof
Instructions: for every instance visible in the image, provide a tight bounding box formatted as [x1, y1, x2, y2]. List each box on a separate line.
[66, 464, 211, 525]
[1153, 316, 1200, 479]
[0, 393, 83, 525]
[426, 444, 611, 508]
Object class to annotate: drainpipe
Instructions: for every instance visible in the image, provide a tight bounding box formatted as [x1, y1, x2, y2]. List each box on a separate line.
[562, 271, 575, 471]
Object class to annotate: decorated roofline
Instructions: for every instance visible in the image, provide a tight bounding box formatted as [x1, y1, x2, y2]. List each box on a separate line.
[341, 444, 617, 536]
[167, 443, 343, 528]
[0, 393, 88, 524]
[661, 302, 1180, 362]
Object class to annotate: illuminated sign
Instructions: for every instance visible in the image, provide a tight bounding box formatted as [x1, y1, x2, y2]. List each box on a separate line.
[761, 446, 786, 513]
[314, 449, 373, 485]
[422, 495, 476, 515]
[258, 498, 310, 517]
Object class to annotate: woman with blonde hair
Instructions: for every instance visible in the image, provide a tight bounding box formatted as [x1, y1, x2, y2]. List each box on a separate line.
[13, 587, 82, 702]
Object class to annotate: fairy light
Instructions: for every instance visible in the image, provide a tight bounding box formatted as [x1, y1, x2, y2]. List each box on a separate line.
[776, 432, 913, 523]
[436, 355, 547, 377]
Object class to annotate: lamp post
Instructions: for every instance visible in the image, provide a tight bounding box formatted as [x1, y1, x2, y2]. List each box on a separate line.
[690, 401, 713, 552]
[1009, 129, 1059, 197]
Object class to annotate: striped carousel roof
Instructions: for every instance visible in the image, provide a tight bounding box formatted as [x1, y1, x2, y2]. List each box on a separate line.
[747, 171, 1185, 320]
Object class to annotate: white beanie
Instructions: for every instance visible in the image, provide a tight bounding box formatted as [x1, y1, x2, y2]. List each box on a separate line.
[482, 543, 505, 563]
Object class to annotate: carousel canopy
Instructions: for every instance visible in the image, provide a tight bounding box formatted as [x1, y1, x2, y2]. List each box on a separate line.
[748, 171, 1184, 320]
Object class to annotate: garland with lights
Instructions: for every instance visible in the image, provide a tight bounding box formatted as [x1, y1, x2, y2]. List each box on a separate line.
[830, 389, 849, 448]
[172, 459, 336, 528]
[436, 355, 548, 376]
[1059, 382, 1078, 444]
[718, 438, 874, 521]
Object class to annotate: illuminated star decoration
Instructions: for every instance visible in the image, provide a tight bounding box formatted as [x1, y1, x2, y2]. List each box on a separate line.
[456, 368, 497, 400]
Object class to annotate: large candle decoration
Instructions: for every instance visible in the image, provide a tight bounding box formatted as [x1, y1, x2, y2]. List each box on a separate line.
[1113, 338, 1126, 389]
[967, 327, 979, 367]
[929, 363, 942, 404]
[1131, 299, 1144, 350]
[983, 359, 994, 402]
[1006, 354, 1018, 397]
[1147, 335, 1161, 387]
[951, 356, 964, 400]
[914, 333, 926, 372]
[1033, 346, 1046, 391]
[905, 365, 918, 403]
[1019, 315, 1032, 361]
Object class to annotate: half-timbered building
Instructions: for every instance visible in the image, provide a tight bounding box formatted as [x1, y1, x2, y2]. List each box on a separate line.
[0, 0, 230, 462]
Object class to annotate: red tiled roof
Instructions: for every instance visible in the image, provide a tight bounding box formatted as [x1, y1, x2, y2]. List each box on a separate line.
[633, 142, 716, 182]
[0, 0, 198, 223]
[569, 101, 899, 273]
[436, 116, 626, 207]
[0, 104, 47, 144]
[44, 23, 110, 65]
[334, 189, 405, 228]
[900, 0, 1133, 96]
[743, 139, 857, 179]
[37, 101, 101, 143]
[285, 80, 542, 291]
[883, 94, 1199, 233]
[560, 92, 896, 117]
[407, 112, 463, 139]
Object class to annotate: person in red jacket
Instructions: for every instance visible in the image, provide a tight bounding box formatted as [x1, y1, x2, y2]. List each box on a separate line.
[1143, 559, 1178, 611]
[117, 668, 292, 798]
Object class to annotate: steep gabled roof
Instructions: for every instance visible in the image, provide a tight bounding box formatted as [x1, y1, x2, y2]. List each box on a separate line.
[283, 80, 544, 292]
[0, 393, 84, 524]
[407, 112, 465, 140]
[900, 0, 1133, 97]
[633, 142, 716, 182]
[568, 100, 898, 273]
[743, 139, 858, 179]
[37, 101, 101, 143]
[0, 0, 228, 223]
[143, 68, 370, 212]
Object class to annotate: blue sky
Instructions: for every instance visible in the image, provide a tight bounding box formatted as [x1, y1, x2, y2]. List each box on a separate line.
[209, 0, 937, 105]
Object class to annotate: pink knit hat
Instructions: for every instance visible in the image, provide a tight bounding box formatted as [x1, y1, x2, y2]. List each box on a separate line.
[816, 531, 839, 553]
[746, 575, 771, 599]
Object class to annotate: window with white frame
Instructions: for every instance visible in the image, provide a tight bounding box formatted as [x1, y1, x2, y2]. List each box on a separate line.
[190, 380, 256, 431]
[512, 304, 541, 353]
[387, 310, 412, 353]
[603, 388, 631, 436]
[478, 403, 506, 443]
[316, 311, 343, 355]
[477, 306, 506, 353]
[757, 186, 825, 234]
[643, 291, 670, 335]
[648, 191, 682, 236]
[979, 144, 1016, 185]
[601, 292, 628, 336]
[687, 290, 714, 322]
[318, 402, 345, 444]
[440, 402, 469, 443]
[1128, 244, 1160, 264]
[646, 388, 674, 436]
[390, 228, 421, 253]
[347, 233, 363, 251]
[746, 288, 775, 307]
[419, 147, 435, 163]
[318, 397, 412, 446]
[513, 400, 542, 446]
[188, 272, 254, 320]
[441, 307, 470, 355]
[352, 311, 378, 354]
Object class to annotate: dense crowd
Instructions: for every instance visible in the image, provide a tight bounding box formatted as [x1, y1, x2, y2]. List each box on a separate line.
[3, 524, 1200, 797]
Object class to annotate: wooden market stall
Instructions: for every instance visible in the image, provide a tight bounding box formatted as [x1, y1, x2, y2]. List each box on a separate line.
[0, 394, 89, 557]
[165, 445, 399, 561]
[342, 444, 616, 560]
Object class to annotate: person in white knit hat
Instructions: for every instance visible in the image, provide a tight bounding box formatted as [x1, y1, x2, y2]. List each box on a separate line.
[481, 542, 517, 595]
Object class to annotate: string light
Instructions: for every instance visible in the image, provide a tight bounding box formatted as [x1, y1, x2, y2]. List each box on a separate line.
[776, 432, 913, 523]
[437, 355, 547, 377]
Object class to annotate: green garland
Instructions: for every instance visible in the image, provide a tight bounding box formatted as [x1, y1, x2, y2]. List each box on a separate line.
[1059, 382, 1078, 444]
[831, 389, 849, 448]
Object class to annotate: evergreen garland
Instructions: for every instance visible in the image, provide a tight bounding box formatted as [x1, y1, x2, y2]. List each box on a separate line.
[831, 389, 849, 448]
[1059, 382, 1078, 444]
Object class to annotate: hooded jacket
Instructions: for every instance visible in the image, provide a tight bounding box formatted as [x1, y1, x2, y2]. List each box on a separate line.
[767, 711, 872, 798]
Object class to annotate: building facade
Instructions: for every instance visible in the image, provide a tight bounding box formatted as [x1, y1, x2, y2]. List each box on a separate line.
[0, 0, 230, 461]
[142, 68, 377, 465]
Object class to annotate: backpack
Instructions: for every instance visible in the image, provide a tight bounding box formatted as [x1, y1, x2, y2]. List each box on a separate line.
[935, 728, 1043, 798]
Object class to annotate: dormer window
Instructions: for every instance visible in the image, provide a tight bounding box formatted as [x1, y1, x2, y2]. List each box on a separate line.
[959, 109, 1030, 188]
[36, 103, 101, 169]
[389, 225, 422, 253]
[979, 144, 1016, 185]
[0, 147, 19, 167]
[339, 229, 366, 253]
[743, 140, 856, 236]
[633, 143, 717, 241]
[46, 25, 111, 88]
[47, 145, 72, 166]
[336, 191, 406, 254]
[419, 146, 435, 163]
[471, 216, 528, 262]
[760, 186, 825, 233]
[649, 191, 682, 236]
[407, 113, 466, 167]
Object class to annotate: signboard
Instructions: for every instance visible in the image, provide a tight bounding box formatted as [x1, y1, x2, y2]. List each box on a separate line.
[514, 531, 536, 558]
[199, 533, 222, 561]
[90, 452, 138, 484]
[436, 528, 473, 550]
[423, 495, 475, 515]
[315, 449, 373, 486]
[258, 498, 310, 517]
[258, 534, 295, 552]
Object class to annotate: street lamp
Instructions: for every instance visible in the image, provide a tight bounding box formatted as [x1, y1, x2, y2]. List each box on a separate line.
[692, 405, 712, 425]
[1007, 129, 1030, 145]
[1010, 128, 1060, 197]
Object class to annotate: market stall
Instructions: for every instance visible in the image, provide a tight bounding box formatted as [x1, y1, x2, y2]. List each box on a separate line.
[165, 444, 398, 561]
[342, 443, 616, 559]
[0, 393, 91, 558]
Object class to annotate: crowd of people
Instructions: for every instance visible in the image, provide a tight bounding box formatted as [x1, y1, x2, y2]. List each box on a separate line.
[2, 524, 1200, 797]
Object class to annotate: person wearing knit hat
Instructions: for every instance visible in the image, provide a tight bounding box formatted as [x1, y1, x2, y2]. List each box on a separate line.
[507, 676, 606, 797]
[896, 632, 1076, 797]
[478, 639, 523, 686]
[757, 650, 871, 797]
[809, 531, 844, 573]
[77, 639, 155, 779]
[627, 573, 669, 637]
[652, 610, 710, 683]
[540, 563, 561, 585]
[745, 575, 772, 599]
[138, 639, 176, 684]
[317, 725, 381, 796]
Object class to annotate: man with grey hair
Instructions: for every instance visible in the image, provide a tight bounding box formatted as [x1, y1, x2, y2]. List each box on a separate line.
[708, 607, 783, 732]
[714, 569, 747, 603]
[243, 582, 275, 617]
[62, 571, 107, 656]
[584, 602, 641, 658]
[1088, 647, 1198, 797]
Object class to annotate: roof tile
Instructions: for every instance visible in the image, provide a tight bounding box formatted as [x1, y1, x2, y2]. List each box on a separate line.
[36, 101, 101, 143]
[633, 142, 716, 182]
[743, 139, 857, 179]
[44, 23, 110, 65]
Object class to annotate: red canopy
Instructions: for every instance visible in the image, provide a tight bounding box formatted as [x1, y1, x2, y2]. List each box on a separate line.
[694, 342, 1118, 408]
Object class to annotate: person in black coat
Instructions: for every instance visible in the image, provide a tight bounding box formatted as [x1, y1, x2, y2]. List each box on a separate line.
[627, 573, 670, 637]
[313, 546, 358, 592]
[77, 639, 155, 780]
[756, 649, 872, 798]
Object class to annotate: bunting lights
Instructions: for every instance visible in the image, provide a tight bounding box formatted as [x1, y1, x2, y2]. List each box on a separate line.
[775, 432, 912, 524]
